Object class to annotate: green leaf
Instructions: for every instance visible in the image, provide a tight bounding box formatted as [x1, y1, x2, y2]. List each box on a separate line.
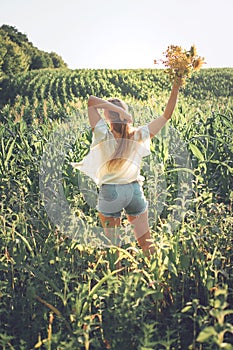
[181, 305, 192, 313]
[189, 143, 205, 161]
[4, 138, 16, 168]
[168, 262, 178, 276]
[180, 254, 190, 269]
[197, 326, 217, 342]
[220, 343, 233, 350]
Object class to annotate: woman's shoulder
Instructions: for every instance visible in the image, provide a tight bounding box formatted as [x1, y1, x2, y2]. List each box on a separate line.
[132, 124, 150, 140]
[91, 119, 112, 146]
[128, 125, 137, 135]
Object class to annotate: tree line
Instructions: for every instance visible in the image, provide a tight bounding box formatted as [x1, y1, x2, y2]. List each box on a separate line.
[0, 24, 67, 80]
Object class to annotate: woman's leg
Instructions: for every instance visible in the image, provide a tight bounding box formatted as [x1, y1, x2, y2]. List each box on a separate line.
[98, 212, 122, 269]
[127, 209, 154, 255]
[98, 212, 121, 246]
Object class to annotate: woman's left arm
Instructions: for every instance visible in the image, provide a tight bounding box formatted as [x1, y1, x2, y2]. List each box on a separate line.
[162, 80, 181, 121]
[148, 79, 182, 137]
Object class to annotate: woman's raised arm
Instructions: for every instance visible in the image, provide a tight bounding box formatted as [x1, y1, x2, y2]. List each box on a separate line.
[148, 79, 182, 137]
[87, 95, 132, 129]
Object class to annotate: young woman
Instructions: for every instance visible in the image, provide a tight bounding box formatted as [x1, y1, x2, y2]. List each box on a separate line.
[72, 78, 182, 254]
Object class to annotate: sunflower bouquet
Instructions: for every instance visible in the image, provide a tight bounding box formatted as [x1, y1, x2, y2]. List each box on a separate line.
[154, 45, 205, 86]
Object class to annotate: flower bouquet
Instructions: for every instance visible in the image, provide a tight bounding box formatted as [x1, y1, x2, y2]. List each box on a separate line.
[154, 45, 205, 86]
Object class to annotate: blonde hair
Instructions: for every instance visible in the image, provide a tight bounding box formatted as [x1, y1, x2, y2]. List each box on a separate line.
[106, 98, 135, 171]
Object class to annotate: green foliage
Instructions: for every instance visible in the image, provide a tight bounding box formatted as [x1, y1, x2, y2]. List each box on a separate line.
[0, 30, 30, 78]
[0, 25, 67, 81]
[0, 67, 233, 349]
[49, 51, 68, 69]
[30, 51, 53, 70]
[184, 68, 233, 99]
[0, 24, 30, 46]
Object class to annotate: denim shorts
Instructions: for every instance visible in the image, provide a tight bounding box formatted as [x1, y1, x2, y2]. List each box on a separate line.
[97, 181, 148, 218]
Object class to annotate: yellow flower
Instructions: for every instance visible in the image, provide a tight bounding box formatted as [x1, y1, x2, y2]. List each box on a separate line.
[154, 45, 205, 86]
[193, 56, 205, 71]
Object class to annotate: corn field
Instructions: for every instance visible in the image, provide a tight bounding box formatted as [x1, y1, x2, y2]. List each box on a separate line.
[0, 68, 233, 349]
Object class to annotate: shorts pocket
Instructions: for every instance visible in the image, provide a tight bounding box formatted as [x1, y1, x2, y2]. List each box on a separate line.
[99, 185, 117, 202]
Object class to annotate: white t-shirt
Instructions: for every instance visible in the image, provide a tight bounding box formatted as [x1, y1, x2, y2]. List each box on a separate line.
[71, 116, 167, 186]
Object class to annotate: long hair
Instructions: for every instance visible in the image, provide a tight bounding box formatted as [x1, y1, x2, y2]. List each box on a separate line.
[106, 98, 134, 172]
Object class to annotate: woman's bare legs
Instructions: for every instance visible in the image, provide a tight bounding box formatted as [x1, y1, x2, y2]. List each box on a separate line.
[127, 209, 155, 255]
[98, 213, 121, 269]
[98, 213, 121, 243]
[99, 209, 154, 256]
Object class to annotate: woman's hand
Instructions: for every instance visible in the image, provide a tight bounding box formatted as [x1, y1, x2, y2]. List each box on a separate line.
[88, 95, 133, 124]
[119, 109, 133, 123]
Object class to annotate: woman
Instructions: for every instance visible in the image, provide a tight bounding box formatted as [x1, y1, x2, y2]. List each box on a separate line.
[72, 78, 182, 254]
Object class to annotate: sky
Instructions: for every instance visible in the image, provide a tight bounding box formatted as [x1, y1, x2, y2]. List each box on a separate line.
[0, 0, 232, 69]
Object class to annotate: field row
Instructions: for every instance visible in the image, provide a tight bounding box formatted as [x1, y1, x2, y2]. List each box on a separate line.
[1, 68, 232, 109]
